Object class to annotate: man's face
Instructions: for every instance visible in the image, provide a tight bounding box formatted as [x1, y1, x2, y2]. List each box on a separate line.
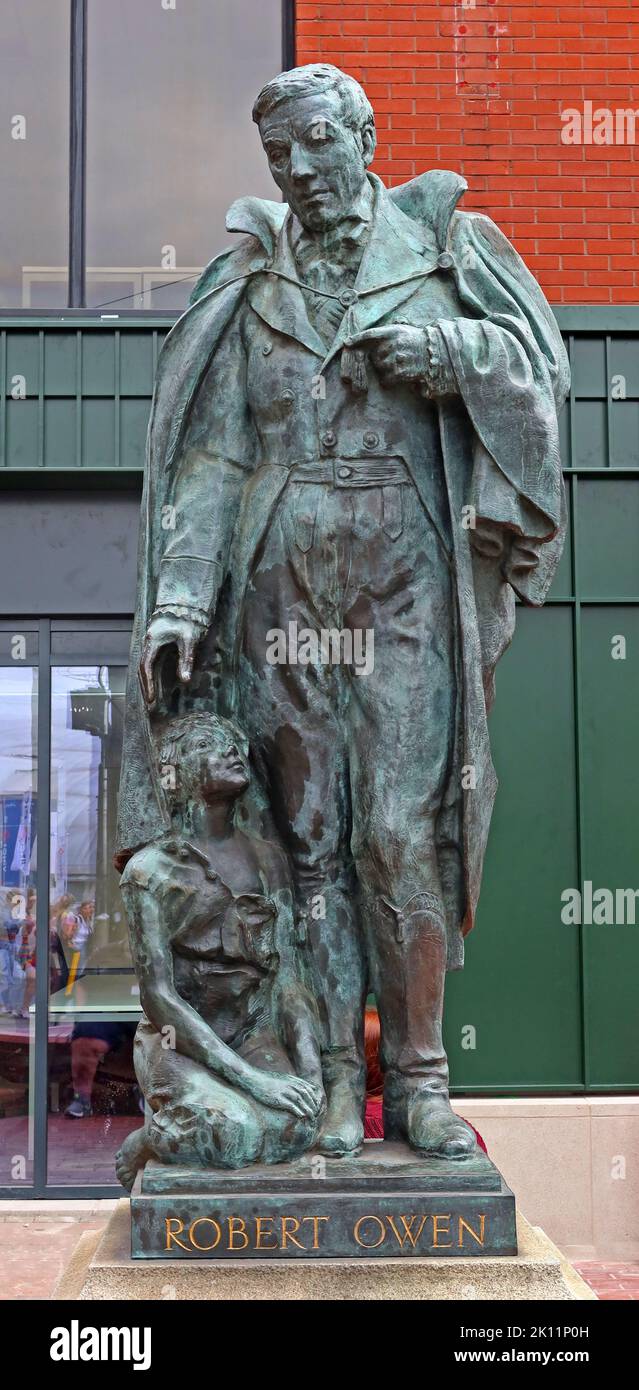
[259, 90, 370, 233]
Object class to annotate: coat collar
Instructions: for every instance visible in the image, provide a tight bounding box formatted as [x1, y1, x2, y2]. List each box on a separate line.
[247, 213, 327, 357]
[320, 176, 439, 371]
[246, 174, 440, 362]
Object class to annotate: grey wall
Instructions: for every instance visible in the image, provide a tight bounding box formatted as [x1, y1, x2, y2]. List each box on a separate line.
[0, 489, 140, 615]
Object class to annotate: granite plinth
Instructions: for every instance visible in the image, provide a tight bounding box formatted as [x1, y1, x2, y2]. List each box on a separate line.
[54, 1201, 597, 1300]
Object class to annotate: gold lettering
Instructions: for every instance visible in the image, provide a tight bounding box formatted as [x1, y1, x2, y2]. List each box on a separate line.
[255, 1216, 278, 1251]
[458, 1214, 486, 1248]
[353, 1215, 386, 1249]
[386, 1214, 428, 1249]
[227, 1216, 249, 1250]
[189, 1218, 221, 1252]
[432, 1214, 453, 1248]
[301, 1216, 329, 1250]
[281, 1215, 305, 1250]
[165, 1217, 189, 1252]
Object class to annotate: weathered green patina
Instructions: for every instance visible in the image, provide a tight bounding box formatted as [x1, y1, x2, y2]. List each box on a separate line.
[115, 710, 323, 1189]
[116, 64, 568, 1178]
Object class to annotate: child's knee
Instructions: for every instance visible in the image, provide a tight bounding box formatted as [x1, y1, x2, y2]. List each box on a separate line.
[148, 1095, 261, 1169]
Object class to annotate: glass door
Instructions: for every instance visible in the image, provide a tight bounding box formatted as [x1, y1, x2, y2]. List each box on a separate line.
[0, 619, 142, 1197]
[47, 634, 142, 1186]
[0, 627, 38, 1189]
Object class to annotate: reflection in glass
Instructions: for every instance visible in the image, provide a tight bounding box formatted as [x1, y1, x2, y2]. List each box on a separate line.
[48, 667, 142, 1185]
[0, 666, 37, 1186]
[0, 1, 69, 307]
[86, 0, 282, 308]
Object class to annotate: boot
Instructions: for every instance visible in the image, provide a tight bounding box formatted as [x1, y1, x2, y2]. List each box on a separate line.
[371, 892, 478, 1160]
[298, 882, 367, 1158]
[384, 1074, 476, 1158]
[316, 1053, 367, 1158]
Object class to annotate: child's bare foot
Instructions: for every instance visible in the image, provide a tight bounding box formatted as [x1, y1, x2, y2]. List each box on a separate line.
[115, 1128, 152, 1191]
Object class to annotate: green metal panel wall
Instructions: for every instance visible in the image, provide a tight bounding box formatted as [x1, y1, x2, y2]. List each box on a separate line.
[0, 320, 168, 473]
[446, 317, 639, 1092]
[1, 313, 637, 1092]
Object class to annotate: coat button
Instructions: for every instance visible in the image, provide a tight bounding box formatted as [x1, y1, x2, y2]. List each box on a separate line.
[262, 342, 273, 355]
[337, 466, 352, 479]
[437, 251, 454, 270]
[363, 430, 379, 449]
[321, 430, 337, 449]
[339, 287, 359, 308]
[280, 389, 295, 407]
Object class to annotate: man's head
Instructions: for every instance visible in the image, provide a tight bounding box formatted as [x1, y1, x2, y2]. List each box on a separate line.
[253, 64, 376, 232]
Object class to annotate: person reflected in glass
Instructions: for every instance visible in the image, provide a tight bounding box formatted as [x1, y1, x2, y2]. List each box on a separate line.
[0, 891, 23, 1015]
[49, 893, 74, 999]
[64, 1021, 138, 1120]
[15, 890, 36, 1020]
[60, 898, 95, 980]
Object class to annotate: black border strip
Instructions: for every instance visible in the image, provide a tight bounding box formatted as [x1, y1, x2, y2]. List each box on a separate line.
[283, 0, 296, 70]
[68, 0, 87, 307]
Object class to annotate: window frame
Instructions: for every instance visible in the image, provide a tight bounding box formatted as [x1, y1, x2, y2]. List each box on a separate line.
[0, 617, 134, 1198]
[7, 0, 295, 319]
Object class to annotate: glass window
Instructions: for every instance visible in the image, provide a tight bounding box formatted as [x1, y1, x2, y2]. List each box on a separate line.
[47, 664, 142, 1185]
[0, 664, 38, 1187]
[85, 0, 283, 309]
[0, 1, 69, 307]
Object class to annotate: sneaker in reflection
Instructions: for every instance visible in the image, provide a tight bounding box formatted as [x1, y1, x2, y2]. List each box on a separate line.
[65, 1094, 93, 1119]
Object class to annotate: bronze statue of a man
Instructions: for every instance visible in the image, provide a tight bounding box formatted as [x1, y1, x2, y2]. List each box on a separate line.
[116, 64, 568, 1163]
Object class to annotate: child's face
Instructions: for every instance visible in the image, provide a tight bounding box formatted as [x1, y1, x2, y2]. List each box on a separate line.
[183, 726, 250, 802]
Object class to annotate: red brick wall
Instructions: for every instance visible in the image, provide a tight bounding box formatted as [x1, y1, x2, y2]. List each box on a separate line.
[295, 1, 639, 304]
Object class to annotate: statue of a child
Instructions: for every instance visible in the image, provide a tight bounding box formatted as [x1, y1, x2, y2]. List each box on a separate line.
[115, 712, 324, 1190]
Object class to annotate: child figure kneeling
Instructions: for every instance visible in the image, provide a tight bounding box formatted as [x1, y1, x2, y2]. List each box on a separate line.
[115, 712, 324, 1189]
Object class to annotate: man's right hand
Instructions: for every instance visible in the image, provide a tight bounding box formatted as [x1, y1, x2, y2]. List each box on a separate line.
[139, 612, 204, 709]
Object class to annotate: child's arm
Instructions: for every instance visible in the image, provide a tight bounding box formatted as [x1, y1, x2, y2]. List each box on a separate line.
[121, 847, 320, 1120]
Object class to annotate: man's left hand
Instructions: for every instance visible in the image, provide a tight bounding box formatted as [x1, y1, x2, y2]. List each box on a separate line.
[346, 325, 429, 385]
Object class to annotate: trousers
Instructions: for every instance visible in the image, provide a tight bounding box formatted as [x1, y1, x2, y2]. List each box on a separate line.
[238, 460, 457, 1093]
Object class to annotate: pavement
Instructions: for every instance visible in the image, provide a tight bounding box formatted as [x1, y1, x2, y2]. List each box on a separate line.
[574, 1262, 639, 1301]
[0, 1203, 115, 1300]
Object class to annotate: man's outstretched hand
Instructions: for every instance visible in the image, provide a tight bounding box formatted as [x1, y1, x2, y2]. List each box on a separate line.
[139, 612, 204, 709]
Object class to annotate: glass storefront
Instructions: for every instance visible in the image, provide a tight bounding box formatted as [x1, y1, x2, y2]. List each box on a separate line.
[0, 0, 287, 310]
[0, 621, 141, 1195]
[0, 1, 70, 307]
[47, 662, 142, 1186]
[0, 654, 38, 1185]
[85, 0, 284, 309]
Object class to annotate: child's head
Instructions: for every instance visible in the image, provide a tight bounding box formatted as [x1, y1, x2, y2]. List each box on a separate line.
[156, 712, 250, 816]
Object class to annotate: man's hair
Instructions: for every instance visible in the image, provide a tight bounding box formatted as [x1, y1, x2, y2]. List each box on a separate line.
[252, 63, 375, 144]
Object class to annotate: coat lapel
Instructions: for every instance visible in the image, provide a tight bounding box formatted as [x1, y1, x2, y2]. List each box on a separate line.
[245, 174, 440, 366]
[246, 218, 326, 358]
[319, 177, 440, 372]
